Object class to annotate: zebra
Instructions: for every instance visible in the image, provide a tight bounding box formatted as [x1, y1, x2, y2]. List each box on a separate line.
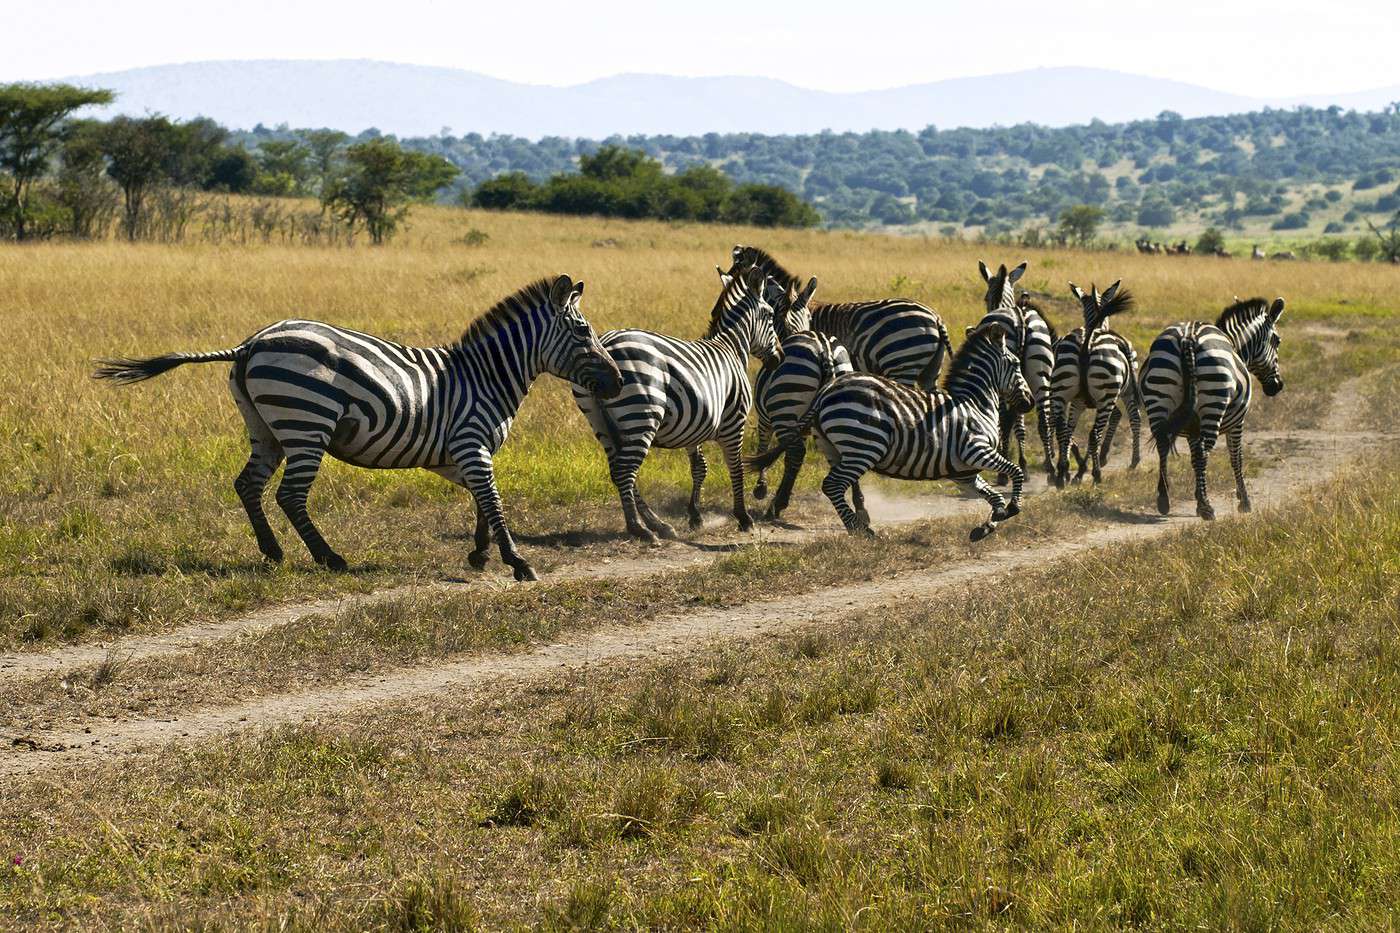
[93, 275, 622, 581]
[1140, 297, 1286, 519]
[748, 322, 1034, 542]
[571, 264, 779, 543]
[1046, 280, 1143, 488]
[725, 245, 951, 390]
[974, 260, 1057, 483]
[749, 284, 858, 520]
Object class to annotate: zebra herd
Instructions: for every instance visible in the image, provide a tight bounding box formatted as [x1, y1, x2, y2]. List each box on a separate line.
[94, 249, 1286, 579]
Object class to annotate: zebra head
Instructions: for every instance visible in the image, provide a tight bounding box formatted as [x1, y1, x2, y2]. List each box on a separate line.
[978, 259, 1028, 313]
[543, 274, 623, 398]
[1219, 297, 1286, 396]
[1067, 280, 1134, 336]
[727, 244, 797, 313]
[949, 322, 1033, 415]
[708, 264, 781, 367]
[778, 276, 819, 341]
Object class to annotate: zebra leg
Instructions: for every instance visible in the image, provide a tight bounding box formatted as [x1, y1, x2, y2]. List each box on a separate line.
[1099, 405, 1123, 467]
[273, 440, 345, 570]
[1053, 399, 1078, 489]
[686, 446, 707, 530]
[467, 503, 491, 570]
[1014, 414, 1028, 481]
[1088, 407, 1113, 484]
[821, 460, 874, 536]
[1228, 426, 1250, 513]
[1037, 398, 1056, 478]
[605, 428, 663, 544]
[633, 492, 679, 540]
[1187, 434, 1215, 521]
[851, 479, 871, 528]
[231, 382, 285, 563]
[961, 445, 1026, 541]
[766, 441, 806, 521]
[456, 449, 537, 581]
[995, 411, 1016, 487]
[1156, 444, 1172, 515]
[752, 421, 771, 501]
[1127, 398, 1142, 471]
[720, 432, 754, 532]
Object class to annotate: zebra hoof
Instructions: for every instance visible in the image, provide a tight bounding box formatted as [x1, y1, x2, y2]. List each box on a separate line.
[467, 551, 489, 570]
[318, 552, 348, 572]
[762, 504, 782, 521]
[654, 524, 680, 541]
[1238, 498, 1252, 513]
[687, 512, 703, 531]
[752, 482, 769, 501]
[629, 528, 660, 545]
[1003, 501, 1021, 518]
[969, 522, 997, 542]
[854, 524, 877, 538]
[1197, 502, 1216, 521]
[259, 546, 284, 565]
[512, 563, 539, 582]
[1092, 472, 1103, 485]
[855, 507, 871, 527]
[1156, 492, 1171, 515]
[736, 512, 754, 532]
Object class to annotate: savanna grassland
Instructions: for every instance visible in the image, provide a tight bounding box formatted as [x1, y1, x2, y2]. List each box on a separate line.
[3, 205, 1399, 649]
[2, 204, 1399, 929]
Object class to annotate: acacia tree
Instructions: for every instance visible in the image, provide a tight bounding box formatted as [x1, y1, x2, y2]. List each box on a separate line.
[0, 83, 113, 239]
[1365, 211, 1400, 264]
[99, 115, 176, 240]
[1057, 204, 1105, 246]
[322, 138, 456, 244]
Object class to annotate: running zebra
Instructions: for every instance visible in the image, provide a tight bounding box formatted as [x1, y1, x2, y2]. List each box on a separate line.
[725, 245, 951, 390]
[93, 276, 622, 580]
[1140, 297, 1286, 519]
[572, 265, 779, 542]
[749, 280, 858, 520]
[975, 261, 1058, 483]
[748, 323, 1033, 541]
[1047, 280, 1143, 487]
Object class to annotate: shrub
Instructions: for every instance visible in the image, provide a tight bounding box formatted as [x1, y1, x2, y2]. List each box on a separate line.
[1271, 211, 1309, 230]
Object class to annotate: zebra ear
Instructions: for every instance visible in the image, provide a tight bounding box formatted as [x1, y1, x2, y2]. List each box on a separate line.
[978, 260, 992, 283]
[571, 280, 585, 300]
[1008, 261, 1027, 284]
[1268, 297, 1285, 322]
[965, 325, 977, 337]
[1068, 281, 1086, 302]
[716, 265, 733, 286]
[1100, 280, 1120, 304]
[732, 245, 745, 263]
[549, 274, 574, 308]
[797, 276, 818, 306]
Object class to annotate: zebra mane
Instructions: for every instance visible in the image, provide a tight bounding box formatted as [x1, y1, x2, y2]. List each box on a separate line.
[457, 278, 560, 346]
[706, 267, 756, 338]
[734, 245, 799, 290]
[941, 324, 1002, 393]
[1019, 296, 1058, 343]
[1216, 297, 1271, 331]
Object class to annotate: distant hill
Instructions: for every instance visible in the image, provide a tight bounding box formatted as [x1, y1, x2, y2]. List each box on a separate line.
[59, 59, 1400, 139]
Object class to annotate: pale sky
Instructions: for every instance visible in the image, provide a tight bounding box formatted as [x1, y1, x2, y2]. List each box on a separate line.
[6, 0, 1398, 97]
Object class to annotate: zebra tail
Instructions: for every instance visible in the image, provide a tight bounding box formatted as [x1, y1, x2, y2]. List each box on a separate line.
[745, 397, 821, 470]
[1154, 336, 1197, 455]
[916, 316, 950, 392]
[92, 347, 244, 385]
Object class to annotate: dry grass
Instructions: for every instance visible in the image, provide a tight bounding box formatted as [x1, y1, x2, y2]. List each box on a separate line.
[3, 206, 1398, 649]
[1, 463, 1395, 929]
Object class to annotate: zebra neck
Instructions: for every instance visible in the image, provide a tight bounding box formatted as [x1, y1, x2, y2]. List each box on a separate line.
[809, 305, 854, 346]
[704, 324, 753, 362]
[452, 320, 545, 404]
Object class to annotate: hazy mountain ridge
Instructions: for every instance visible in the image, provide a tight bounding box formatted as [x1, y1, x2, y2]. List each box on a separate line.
[58, 59, 1400, 139]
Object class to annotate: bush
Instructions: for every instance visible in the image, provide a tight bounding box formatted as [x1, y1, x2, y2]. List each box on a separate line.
[1136, 197, 1175, 227]
[470, 171, 536, 210]
[1272, 211, 1309, 230]
[1354, 236, 1380, 261]
[1195, 227, 1227, 254]
[1311, 238, 1351, 261]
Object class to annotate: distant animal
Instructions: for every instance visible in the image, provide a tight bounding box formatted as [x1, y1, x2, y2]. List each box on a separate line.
[1252, 244, 1266, 260]
[1139, 297, 1286, 519]
[725, 245, 951, 391]
[93, 276, 622, 580]
[975, 260, 1058, 483]
[1046, 281, 1142, 487]
[749, 277, 857, 520]
[1270, 250, 1298, 261]
[572, 264, 779, 542]
[749, 322, 1033, 541]
[1211, 246, 1231, 258]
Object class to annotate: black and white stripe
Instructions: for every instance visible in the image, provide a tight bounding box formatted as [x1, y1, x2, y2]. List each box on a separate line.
[94, 275, 622, 580]
[751, 318, 855, 520]
[727, 245, 951, 390]
[1047, 280, 1142, 487]
[748, 322, 1034, 541]
[1140, 297, 1286, 519]
[572, 265, 779, 542]
[975, 261, 1058, 482]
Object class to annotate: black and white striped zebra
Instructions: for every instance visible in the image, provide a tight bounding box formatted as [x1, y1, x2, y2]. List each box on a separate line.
[726, 245, 951, 390]
[571, 265, 779, 542]
[1140, 297, 1286, 519]
[1047, 280, 1143, 487]
[748, 322, 1034, 541]
[975, 261, 1058, 483]
[750, 292, 857, 520]
[93, 275, 622, 581]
